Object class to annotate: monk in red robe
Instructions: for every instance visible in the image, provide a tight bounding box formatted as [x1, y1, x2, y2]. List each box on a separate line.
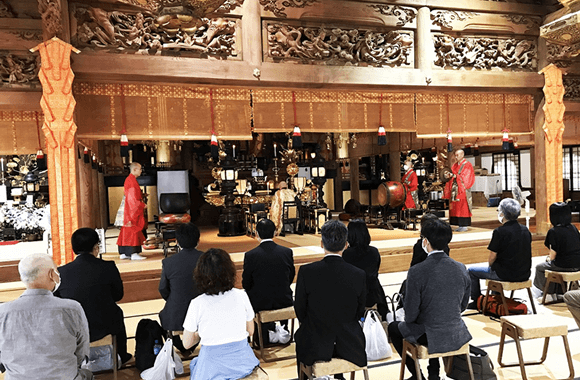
[117, 162, 147, 260]
[402, 160, 418, 209]
[443, 149, 475, 232]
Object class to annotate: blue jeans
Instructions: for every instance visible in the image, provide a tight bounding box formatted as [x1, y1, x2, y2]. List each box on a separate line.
[468, 265, 501, 300]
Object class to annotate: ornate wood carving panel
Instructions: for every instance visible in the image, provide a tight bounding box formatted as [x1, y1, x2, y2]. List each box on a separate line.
[264, 21, 414, 67]
[0, 53, 40, 86]
[433, 34, 537, 71]
[367, 5, 417, 27]
[430, 10, 541, 35]
[259, 0, 317, 18]
[71, 5, 241, 59]
[564, 77, 580, 100]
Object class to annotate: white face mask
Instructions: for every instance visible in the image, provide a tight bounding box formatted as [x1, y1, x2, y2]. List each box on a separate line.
[498, 212, 504, 224]
[52, 270, 61, 293]
[422, 238, 429, 254]
[404, 165, 409, 171]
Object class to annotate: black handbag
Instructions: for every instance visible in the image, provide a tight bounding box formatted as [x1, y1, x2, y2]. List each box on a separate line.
[446, 345, 497, 380]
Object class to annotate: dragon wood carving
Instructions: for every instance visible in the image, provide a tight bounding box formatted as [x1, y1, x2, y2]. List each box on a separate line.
[0, 0, 15, 18]
[0, 54, 40, 85]
[368, 5, 417, 27]
[267, 23, 413, 67]
[433, 35, 536, 71]
[564, 77, 580, 99]
[73, 7, 237, 57]
[259, 0, 317, 18]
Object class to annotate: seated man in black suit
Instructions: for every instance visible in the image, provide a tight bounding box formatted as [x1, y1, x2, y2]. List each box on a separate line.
[295, 220, 367, 378]
[242, 218, 295, 345]
[388, 219, 472, 380]
[55, 228, 132, 364]
[158, 223, 203, 353]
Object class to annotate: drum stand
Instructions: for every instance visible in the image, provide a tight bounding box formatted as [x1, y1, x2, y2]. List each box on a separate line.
[380, 205, 406, 230]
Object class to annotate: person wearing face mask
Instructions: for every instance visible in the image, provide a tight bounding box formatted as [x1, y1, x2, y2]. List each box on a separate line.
[0, 253, 93, 380]
[55, 228, 132, 365]
[402, 160, 419, 210]
[388, 219, 471, 380]
[466, 198, 532, 309]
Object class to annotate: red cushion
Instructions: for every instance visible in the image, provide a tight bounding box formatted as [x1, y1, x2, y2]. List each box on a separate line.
[159, 213, 191, 224]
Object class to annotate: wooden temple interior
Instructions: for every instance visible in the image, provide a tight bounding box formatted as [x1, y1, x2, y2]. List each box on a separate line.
[2, 0, 580, 378]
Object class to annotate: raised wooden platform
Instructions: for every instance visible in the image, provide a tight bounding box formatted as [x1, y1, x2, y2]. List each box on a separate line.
[0, 225, 546, 304]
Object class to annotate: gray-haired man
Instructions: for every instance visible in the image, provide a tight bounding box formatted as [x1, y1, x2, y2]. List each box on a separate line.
[0, 253, 93, 380]
[467, 198, 532, 308]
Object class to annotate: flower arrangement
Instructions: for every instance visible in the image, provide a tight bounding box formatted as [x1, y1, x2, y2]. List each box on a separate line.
[0, 204, 50, 240]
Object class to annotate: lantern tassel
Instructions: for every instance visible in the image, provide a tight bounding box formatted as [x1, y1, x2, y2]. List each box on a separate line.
[292, 125, 303, 148]
[377, 125, 387, 146]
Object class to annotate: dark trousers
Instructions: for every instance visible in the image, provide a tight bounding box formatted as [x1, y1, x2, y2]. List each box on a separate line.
[388, 321, 440, 380]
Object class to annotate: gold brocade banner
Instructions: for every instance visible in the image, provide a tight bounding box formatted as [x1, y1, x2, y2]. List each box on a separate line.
[415, 93, 534, 138]
[73, 83, 253, 140]
[0, 111, 46, 155]
[252, 90, 416, 133]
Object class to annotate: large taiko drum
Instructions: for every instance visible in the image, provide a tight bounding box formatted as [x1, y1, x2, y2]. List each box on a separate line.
[377, 181, 407, 208]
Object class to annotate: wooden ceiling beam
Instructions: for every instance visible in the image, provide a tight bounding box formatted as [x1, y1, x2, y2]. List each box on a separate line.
[71, 54, 544, 91]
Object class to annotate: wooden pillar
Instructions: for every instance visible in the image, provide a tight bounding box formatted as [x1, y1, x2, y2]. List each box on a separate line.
[333, 169, 343, 211]
[416, 6, 433, 73]
[242, 0, 262, 68]
[31, 37, 80, 265]
[349, 157, 360, 202]
[535, 64, 566, 235]
[389, 132, 401, 181]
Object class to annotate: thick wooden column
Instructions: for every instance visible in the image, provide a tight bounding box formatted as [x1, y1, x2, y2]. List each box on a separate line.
[31, 37, 80, 265]
[535, 64, 565, 235]
[416, 6, 433, 74]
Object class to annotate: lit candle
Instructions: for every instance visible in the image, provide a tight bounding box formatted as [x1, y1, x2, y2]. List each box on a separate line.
[0, 158, 4, 172]
[151, 156, 155, 166]
[274, 143, 277, 157]
[233, 144, 236, 158]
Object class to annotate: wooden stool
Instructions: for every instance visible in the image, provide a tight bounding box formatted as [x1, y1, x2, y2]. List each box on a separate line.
[299, 358, 369, 380]
[485, 279, 537, 315]
[253, 306, 296, 362]
[541, 270, 580, 305]
[90, 334, 118, 380]
[399, 340, 474, 380]
[239, 366, 269, 379]
[498, 315, 574, 380]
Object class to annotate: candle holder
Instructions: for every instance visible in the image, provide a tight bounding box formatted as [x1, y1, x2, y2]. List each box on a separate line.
[273, 157, 280, 184]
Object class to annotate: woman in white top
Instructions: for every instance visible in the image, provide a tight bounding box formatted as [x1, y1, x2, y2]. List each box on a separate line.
[183, 248, 259, 379]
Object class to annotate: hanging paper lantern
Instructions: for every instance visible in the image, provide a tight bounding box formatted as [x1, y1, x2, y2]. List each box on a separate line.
[292, 125, 303, 148]
[120, 134, 130, 157]
[502, 129, 510, 150]
[92, 154, 98, 170]
[83, 147, 90, 163]
[447, 131, 453, 153]
[513, 141, 519, 150]
[36, 149, 46, 171]
[377, 125, 387, 146]
[210, 133, 218, 160]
